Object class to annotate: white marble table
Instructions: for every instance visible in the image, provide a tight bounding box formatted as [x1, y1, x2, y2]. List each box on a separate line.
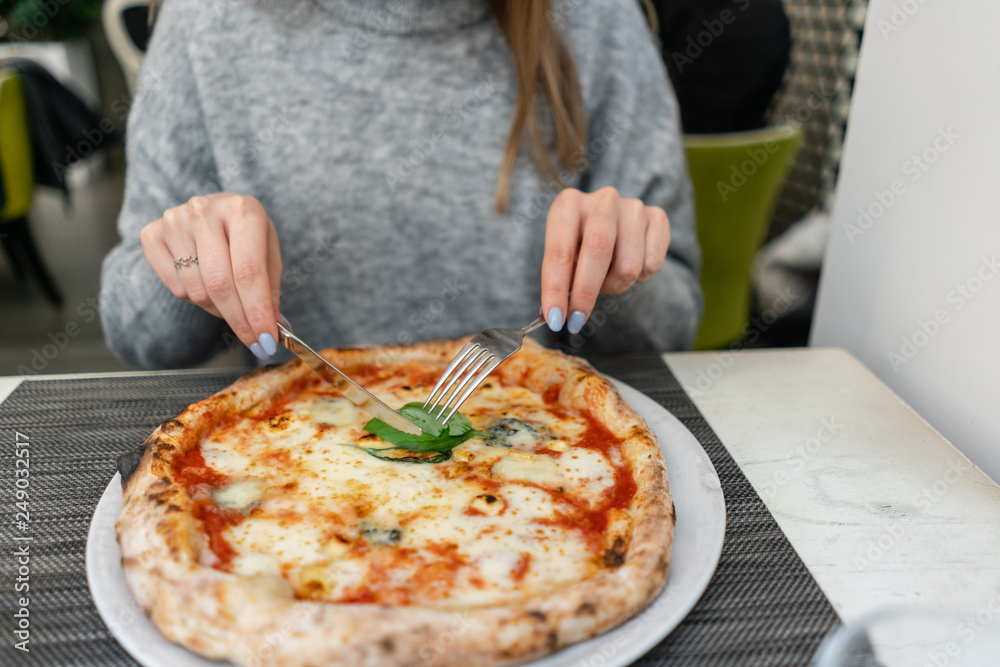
[664, 348, 1000, 631]
[4, 348, 1000, 655]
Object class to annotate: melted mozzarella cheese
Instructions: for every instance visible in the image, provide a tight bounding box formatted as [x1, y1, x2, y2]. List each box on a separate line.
[202, 442, 253, 473]
[556, 448, 617, 509]
[308, 398, 366, 427]
[492, 452, 562, 486]
[213, 481, 264, 510]
[197, 369, 628, 607]
[230, 553, 282, 577]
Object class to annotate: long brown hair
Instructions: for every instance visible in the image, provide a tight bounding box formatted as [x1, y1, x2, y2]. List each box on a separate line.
[487, 0, 588, 212]
[147, 0, 590, 213]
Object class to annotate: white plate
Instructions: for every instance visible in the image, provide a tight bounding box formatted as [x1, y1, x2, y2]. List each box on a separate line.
[87, 379, 726, 667]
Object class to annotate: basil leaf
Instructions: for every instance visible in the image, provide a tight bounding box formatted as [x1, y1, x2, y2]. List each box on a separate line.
[357, 447, 452, 464]
[397, 403, 445, 437]
[364, 403, 472, 450]
[446, 411, 473, 436]
[358, 427, 482, 453]
[360, 403, 485, 462]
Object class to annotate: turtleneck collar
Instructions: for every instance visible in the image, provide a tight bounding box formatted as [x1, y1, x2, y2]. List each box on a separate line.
[322, 0, 490, 34]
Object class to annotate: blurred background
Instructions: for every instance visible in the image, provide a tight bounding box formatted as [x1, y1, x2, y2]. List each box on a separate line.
[0, 0, 868, 376]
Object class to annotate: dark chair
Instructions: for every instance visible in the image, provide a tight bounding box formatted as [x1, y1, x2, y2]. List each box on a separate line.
[0, 69, 63, 308]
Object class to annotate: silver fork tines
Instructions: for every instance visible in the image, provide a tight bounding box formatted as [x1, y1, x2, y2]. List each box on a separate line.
[423, 315, 546, 426]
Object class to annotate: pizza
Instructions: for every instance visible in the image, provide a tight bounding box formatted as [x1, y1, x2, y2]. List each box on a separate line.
[116, 338, 674, 667]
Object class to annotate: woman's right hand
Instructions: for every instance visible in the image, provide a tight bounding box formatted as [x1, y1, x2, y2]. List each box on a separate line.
[139, 193, 283, 361]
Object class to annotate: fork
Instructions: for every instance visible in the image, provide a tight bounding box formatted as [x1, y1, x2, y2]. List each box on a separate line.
[423, 315, 546, 425]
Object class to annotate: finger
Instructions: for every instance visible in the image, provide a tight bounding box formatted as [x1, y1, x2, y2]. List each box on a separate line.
[567, 187, 618, 334]
[541, 188, 584, 332]
[140, 221, 188, 301]
[160, 208, 214, 315]
[226, 198, 279, 356]
[192, 215, 261, 354]
[640, 206, 671, 281]
[265, 222, 283, 316]
[601, 198, 646, 295]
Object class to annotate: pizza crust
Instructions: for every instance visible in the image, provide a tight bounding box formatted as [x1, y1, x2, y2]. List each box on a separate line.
[116, 339, 674, 667]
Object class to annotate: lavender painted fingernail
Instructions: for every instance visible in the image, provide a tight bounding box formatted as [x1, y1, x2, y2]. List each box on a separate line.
[259, 332, 277, 356]
[249, 342, 269, 361]
[547, 307, 564, 332]
[279, 312, 292, 329]
[567, 311, 586, 335]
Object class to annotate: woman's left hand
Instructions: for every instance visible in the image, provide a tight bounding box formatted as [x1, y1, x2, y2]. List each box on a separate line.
[541, 187, 671, 334]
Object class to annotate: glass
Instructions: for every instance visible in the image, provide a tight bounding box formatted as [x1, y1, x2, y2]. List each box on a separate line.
[812, 604, 1000, 667]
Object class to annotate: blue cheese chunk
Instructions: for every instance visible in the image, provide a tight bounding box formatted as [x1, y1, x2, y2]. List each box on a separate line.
[213, 480, 265, 512]
[486, 418, 542, 449]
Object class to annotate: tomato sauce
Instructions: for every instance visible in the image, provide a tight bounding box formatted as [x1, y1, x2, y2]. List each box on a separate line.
[172, 448, 242, 570]
[346, 362, 442, 391]
[341, 546, 418, 605]
[172, 449, 225, 488]
[338, 542, 467, 605]
[529, 417, 638, 550]
[198, 503, 241, 567]
[512, 553, 531, 581]
[575, 416, 638, 510]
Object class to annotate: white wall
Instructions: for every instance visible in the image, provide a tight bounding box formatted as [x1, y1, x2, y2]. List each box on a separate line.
[811, 0, 1000, 483]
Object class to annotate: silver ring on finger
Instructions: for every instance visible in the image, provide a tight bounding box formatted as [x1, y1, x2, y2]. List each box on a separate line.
[173, 256, 199, 269]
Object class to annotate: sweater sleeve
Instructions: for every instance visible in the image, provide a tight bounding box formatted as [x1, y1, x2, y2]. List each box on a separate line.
[568, 0, 703, 353]
[99, 0, 230, 369]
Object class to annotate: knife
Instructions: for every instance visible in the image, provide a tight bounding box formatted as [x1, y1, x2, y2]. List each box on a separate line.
[275, 321, 424, 436]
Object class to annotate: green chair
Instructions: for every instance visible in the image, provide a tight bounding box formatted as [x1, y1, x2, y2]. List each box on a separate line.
[685, 125, 802, 350]
[0, 69, 64, 308]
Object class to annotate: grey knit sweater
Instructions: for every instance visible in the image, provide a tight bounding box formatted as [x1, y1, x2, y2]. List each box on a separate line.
[100, 0, 702, 369]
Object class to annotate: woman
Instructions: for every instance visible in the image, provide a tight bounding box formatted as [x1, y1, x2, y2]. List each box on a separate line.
[100, 0, 701, 368]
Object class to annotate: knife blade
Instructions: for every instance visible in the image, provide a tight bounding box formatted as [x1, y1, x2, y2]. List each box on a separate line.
[275, 322, 423, 436]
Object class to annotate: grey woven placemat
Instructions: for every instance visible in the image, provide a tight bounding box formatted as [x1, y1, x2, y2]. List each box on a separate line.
[588, 354, 841, 665]
[0, 355, 840, 666]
